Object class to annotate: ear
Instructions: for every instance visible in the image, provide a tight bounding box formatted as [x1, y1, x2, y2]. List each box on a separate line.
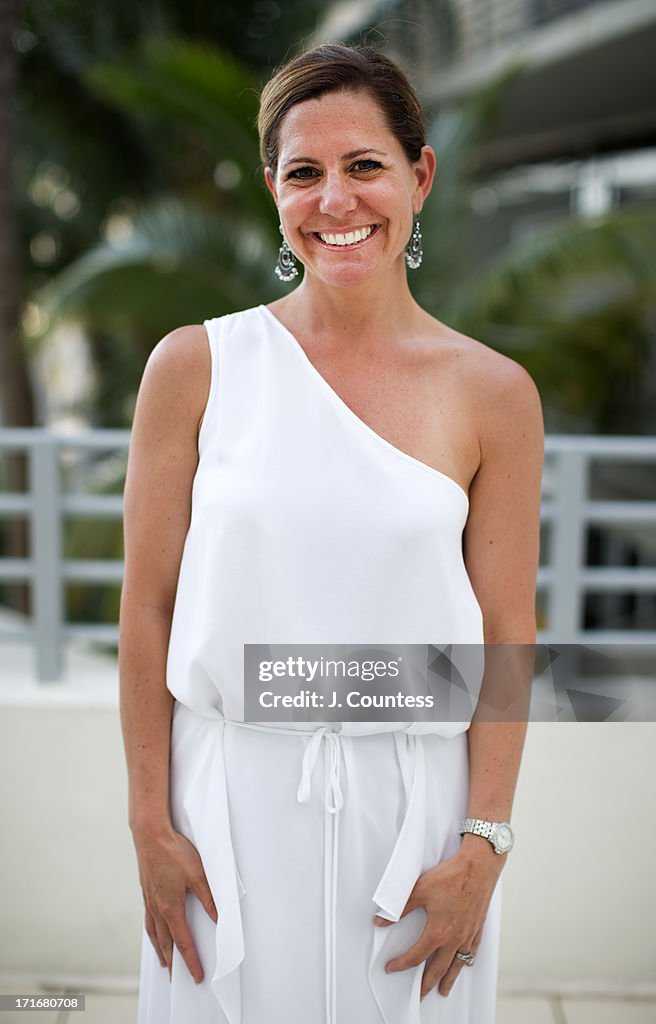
[413, 145, 437, 215]
[264, 166, 278, 206]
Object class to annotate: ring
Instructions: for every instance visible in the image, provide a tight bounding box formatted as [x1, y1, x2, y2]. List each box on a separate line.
[455, 950, 476, 966]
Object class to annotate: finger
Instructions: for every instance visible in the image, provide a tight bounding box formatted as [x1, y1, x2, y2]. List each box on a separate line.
[376, 885, 423, 928]
[385, 922, 445, 973]
[420, 945, 462, 999]
[153, 914, 174, 976]
[192, 877, 219, 925]
[145, 906, 167, 969]
[419, 950, 439, 1000]
[437, 936, 480, 998]
[374, 886, 422, 928]
[169, 912, 204, 984]
[437, 956, 465, 998]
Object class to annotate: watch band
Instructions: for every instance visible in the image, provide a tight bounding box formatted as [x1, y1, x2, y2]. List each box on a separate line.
[459, 817, 515, 854]
[460, 818, 496, 840]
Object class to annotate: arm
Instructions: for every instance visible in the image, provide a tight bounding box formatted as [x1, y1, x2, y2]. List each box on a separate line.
[381, 358, 544, 998]
[119, 322, 215, 979]
[460, 359, 544, 867]
[119, 323, 209, 836]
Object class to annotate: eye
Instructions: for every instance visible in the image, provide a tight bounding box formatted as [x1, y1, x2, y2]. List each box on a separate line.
[286, 166, 319, 180]
[351, 159, 382, 172]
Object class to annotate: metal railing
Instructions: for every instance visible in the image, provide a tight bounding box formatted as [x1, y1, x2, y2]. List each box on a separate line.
[540, 436, 656, 645]
[0, 429, 655, 682]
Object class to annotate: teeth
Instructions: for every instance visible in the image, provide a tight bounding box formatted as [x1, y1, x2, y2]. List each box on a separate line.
[318, 225, 375, 246]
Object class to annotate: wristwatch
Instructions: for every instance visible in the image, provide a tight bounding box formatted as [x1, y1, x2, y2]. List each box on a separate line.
[459, 818, 515, 854]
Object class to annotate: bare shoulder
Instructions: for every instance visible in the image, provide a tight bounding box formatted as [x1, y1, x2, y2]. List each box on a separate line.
[123, 324, 211, 614]
[139, 323, 210, 439]
[144, 323, 209, 408]
[434, 320, 544, 450]
[436, 319, 538, 391]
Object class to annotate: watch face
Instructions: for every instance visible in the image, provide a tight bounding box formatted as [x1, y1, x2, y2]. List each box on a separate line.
[494, 824, 513, 852]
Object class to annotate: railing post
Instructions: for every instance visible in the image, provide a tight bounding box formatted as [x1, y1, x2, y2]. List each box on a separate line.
[30, 435, 64, 682]
[550, 446, 588, 644]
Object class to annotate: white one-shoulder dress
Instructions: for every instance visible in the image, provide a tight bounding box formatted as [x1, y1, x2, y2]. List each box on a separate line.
[136, 304, 502, 1024]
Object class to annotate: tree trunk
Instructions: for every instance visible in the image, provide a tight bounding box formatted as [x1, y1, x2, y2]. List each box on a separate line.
[0, 0, 34, 616]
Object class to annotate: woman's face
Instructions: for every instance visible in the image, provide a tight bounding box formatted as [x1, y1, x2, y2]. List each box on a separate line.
[264, 88, 436, 289]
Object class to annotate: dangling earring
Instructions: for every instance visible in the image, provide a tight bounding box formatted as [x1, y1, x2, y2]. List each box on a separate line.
[274, 223, 299, 282]
[405, 218, 423, 270]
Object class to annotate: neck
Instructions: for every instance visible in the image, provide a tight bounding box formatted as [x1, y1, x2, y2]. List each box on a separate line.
[278, 264, 425, 351]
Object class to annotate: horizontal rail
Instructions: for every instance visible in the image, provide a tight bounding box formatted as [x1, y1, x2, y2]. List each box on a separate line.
[1, 429, 655, 680]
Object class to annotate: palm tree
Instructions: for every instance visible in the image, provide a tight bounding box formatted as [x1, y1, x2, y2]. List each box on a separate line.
[25, 35, 656, 641]
[0, 0, 33, 614]
[14, 0, 334, 429]
[38, 39, 281, 347]
[413, 90, 656, 433]
[40, 39, 656, 433]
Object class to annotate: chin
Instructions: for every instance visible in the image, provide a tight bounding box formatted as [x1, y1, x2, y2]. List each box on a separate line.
[308, 263, 382, 288]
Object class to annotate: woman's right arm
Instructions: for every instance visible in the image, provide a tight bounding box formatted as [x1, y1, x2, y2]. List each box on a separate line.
[118, 323, 216, 982]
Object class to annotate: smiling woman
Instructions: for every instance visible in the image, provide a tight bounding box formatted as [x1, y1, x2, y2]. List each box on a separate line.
[260, 79, 433, 291]
[124, 41, 544, 1024]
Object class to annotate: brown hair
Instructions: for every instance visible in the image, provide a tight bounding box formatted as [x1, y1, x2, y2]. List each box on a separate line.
[257, 43, 426, 178]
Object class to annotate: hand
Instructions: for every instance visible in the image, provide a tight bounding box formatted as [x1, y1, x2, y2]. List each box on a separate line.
[133, 824, 218, 983]
[373, 844, 502, 1000]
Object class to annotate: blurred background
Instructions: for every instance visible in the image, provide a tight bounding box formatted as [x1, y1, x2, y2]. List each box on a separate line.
[1, 1, 655, 1022]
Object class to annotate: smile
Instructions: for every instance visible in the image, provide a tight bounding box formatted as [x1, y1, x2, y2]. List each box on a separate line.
[312, 224, 381, 248]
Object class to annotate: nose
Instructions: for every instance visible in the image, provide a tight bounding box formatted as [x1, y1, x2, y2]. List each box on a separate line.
[317, 170, 358, 219]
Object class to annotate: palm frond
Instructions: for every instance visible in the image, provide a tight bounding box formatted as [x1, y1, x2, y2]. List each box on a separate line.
[82, 38, 273, 228]
[414, 60, 529, 302]
[38, 196, 280, 337]
[443, 206, 656, 333]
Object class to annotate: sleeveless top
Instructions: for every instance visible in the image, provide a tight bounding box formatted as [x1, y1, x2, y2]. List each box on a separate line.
[165, 304, 484, 736]
[161, 305, 488, 1024]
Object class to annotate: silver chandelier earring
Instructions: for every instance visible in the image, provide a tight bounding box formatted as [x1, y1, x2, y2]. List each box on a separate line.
[274, 223, 299, 282]
[405, 219, 423, 270]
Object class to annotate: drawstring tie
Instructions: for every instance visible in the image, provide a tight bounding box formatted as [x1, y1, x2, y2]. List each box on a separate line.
[296, 727, 344, 1024]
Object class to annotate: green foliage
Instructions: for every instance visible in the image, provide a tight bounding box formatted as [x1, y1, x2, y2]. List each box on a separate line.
[40, 195, 279, 338]
[82, 38, 273, 227]
[19, 17, 656, 629]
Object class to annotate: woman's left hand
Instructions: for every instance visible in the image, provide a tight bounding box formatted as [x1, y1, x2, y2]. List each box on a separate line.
[373, 843, 504, 1000]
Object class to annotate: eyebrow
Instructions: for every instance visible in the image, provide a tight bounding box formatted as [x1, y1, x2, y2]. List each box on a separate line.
[282, 148, 387, 169]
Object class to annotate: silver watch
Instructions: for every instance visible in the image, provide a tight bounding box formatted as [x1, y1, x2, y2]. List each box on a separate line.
[459, 818, 515, 854]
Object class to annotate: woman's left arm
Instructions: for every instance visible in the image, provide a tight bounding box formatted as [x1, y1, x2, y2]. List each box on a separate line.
[463, 355, 545, 833]
[460, 354, 545, 845]
[378, 359, 545, 999]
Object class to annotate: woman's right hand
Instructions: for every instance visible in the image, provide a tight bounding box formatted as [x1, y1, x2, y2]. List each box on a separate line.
[133, 824, 218, 983]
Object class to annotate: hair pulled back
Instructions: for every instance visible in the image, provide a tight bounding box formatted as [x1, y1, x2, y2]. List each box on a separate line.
[257, 43, 426, 178]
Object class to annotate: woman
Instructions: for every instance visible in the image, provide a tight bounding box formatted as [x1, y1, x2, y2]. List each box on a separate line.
[120, 43, 544, 1024]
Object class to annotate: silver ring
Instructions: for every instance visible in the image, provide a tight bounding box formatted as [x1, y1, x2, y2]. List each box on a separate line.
[455, 950, 476, 966]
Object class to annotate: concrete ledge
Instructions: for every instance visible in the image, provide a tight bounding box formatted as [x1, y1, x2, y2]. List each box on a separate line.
[1, 669, 655, 988]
